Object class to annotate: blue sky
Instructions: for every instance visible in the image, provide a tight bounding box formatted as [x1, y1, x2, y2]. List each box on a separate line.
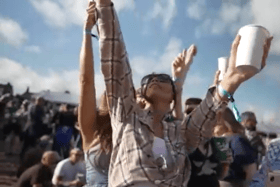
[1, 0, 280, 132]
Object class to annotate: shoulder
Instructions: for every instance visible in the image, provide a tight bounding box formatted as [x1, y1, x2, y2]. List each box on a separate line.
[58, 158, 70, 167]
[55, 159, 70, 171]
[20, 163, 42, 178]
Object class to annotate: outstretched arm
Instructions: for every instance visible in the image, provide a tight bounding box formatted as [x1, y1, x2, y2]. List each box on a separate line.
[96, 0, 136, 129]
[183, 35, 273, 154]
[172, 45, 197, 120]
[78, 1, 98, 151]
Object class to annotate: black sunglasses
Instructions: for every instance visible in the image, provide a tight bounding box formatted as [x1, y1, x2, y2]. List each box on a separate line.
[141, 73, 173, 86]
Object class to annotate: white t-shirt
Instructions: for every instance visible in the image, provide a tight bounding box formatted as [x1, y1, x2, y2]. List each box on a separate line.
[52, 158, 86, 186]
[152, 137, 168, 159]
[134, 137, 171, 187]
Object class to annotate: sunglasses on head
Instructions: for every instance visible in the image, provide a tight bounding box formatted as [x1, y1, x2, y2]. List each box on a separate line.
[141, 73, 173, 86]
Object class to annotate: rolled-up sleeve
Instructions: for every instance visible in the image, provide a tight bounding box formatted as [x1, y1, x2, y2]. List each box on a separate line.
[181, 86, 228, 154]
[97, 3, 136, 127]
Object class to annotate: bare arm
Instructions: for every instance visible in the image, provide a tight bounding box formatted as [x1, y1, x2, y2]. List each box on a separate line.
[172, 45, 197, 120]
[53, 176, 84, 187]
[244, 163, 258, 181]
[78, 1, 98, 151]
[218, 163, 230, 180]
[183, 35, 273, 154]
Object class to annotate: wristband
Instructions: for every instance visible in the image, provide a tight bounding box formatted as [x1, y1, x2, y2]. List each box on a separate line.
[84, 29, 92, 35]
[84, 29, 99, 40]
[218, 84, 241, 122]
[173, 77, 181, 83]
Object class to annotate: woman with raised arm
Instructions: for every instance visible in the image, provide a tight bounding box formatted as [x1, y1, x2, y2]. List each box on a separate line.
[94, 0, 272, 186]
[79, 1, 111, 186]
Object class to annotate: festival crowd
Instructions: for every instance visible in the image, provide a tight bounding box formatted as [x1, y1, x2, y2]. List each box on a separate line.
[1, 0, 280, 187]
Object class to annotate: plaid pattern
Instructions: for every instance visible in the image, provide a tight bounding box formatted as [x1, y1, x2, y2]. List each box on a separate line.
[97, 3, 228, 187]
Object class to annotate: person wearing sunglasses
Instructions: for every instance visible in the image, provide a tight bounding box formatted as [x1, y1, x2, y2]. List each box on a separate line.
[85, 0, 273, 186]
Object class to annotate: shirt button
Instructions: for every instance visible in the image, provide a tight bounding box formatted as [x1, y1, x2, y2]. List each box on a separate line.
[154, 180, 161, 185]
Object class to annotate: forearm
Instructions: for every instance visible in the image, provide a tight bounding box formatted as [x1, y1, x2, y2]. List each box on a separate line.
[97, 3, 135, 119]
[244, 163, 258, 181]
[56, 180, 77, 186]
[79, 34, 94, 85]
[53, 176, 77, 187]
[183, 86, 228, 153]
[218, 163, 230, 180]
[173, 88, 183, 120]
[79, 32, 97, 150]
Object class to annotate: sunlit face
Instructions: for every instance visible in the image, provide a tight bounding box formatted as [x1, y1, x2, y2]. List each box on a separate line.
[144, 77, 174, 103]
[141, 74, 174, 104]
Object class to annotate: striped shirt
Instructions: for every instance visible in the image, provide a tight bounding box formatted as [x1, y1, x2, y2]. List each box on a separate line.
[96, 3, 228, 187]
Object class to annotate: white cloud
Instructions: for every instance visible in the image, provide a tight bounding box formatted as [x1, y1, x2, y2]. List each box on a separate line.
[189, 0, 280, 54]
[262, 62, 280, 84]
[251, 0, 280, 54]
[186, 0, 206, 20]
[29, 0, 135, 29]
[130, 37, 207, 92]
[192, 1, 253, 38]
[131, 37, 182, 79]
[113, 0, 135, 12]
[0, 17, 28, 47]
[25, 45, 42, 53]
[0, 57, 105, 100]
[219, 3, 241, 23]
[147, 0, 177, 29]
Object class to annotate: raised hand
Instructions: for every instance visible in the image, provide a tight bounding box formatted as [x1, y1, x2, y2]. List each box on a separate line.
[220, 35, 273, 94]
[213, 70, 221, 86]
[84, 1, 97, 31]
[172, 44, 197, 88]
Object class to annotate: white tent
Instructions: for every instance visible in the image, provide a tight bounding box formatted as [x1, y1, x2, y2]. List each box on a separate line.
[33, 90, 78, 105]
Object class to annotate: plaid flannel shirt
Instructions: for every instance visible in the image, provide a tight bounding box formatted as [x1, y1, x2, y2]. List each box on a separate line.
[97, 3, 227, 187]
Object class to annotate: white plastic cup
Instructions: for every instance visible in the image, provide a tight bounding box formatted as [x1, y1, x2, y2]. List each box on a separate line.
[235, 24, 270, 74]
[218, 57, 229, 81]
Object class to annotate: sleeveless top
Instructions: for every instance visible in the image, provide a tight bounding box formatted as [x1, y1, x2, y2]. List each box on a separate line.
[84, 144, 111, 187]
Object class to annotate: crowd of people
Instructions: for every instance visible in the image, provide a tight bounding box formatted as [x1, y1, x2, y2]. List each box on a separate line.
[1, 0, 280, 186]
[0, 91, 86, 186]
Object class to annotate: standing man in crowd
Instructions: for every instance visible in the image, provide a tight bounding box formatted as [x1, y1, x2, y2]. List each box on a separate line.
[241, 111, 266, 167]
[16, 151, 60, 187]
[20, 96, 45, 160]
[52, 148, 86, 187]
